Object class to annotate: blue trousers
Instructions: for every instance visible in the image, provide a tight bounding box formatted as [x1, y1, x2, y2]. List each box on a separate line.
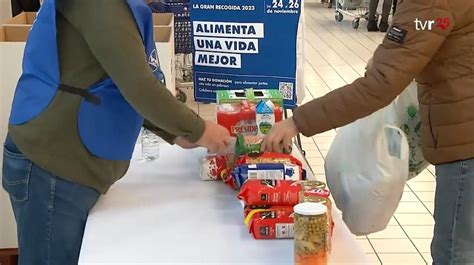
[2, 136, 100, 265]
[432, 159, 474, 265]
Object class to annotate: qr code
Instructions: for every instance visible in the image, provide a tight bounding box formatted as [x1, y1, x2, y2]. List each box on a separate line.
[279, 82, 294, 100]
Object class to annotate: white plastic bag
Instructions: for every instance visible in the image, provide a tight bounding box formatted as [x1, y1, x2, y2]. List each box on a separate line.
[325, 107, 409, 236]
[393, 83, 430, 179]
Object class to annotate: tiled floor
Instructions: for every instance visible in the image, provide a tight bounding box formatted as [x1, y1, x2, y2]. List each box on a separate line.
[190, 2, 436, 264]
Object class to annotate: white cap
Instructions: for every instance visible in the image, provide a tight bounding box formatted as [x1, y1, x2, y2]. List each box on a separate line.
[221, 103, 233, 111]
[294, 202, 327, 216]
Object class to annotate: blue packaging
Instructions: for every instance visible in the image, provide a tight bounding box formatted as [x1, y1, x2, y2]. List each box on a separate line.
[231, 163, 301, 188]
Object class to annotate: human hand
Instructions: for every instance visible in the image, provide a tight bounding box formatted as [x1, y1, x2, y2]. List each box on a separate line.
[261, 118, 299, 153]
[366, 58, 373, 70]
[196, 121, 234, 154]
[174, 136, 199, 149]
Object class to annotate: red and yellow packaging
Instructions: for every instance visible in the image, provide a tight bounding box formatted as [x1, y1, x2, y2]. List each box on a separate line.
[243, 205, 293, 218]
[246, 208, 294, 239]
[238, 180, 301, 206]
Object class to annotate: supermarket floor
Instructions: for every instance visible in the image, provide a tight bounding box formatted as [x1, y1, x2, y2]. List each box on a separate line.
[187, 2, 435, 265]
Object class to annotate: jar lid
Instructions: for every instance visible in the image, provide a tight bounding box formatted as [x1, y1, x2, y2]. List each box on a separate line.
[294, 202, 327, 216]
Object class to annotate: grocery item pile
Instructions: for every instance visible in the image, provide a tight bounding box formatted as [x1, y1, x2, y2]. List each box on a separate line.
[200, 89, 334, 246]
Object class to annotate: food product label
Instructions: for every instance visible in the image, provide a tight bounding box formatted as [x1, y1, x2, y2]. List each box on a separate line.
[191, 0, 301, 107]
[248, 168, 285, 180]
[284, 165, 301, 181]
[276, 223, 294, 238]
[230, 120, 257, 135]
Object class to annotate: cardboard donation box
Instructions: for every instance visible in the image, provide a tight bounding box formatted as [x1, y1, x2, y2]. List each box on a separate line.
[2, 12, 35, 41]
[153, 13, 175, 94]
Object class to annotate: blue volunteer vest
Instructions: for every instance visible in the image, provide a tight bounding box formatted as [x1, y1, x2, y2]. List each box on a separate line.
[9, 0, 165, 160]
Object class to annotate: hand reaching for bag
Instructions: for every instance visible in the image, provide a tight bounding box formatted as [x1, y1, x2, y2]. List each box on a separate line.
[261, 117, 299, 153]
[196, 120, 235, 154]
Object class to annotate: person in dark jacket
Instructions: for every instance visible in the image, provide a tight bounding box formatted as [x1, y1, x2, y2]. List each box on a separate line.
[367, 0, 393, 32]
[11, 0, 40, 17]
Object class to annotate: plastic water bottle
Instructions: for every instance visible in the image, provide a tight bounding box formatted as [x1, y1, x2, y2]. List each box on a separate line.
[141, 128, 160, 161]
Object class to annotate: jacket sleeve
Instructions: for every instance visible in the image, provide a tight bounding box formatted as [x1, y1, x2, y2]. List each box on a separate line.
[58, 0, 205, 143]
[293, 0, 454, 136]
[142, 120, 177, 144]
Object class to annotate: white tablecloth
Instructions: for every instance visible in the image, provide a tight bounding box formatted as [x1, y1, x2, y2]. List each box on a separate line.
[79, 144, 368, 265]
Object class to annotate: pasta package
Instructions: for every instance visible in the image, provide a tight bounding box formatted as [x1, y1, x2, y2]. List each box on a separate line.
[238, 180, 301, 206]
[244, 205, 294, 219]
[235, 152, 300, 167]
[246, 208, 295, 239]
[230, 163, 303, 189]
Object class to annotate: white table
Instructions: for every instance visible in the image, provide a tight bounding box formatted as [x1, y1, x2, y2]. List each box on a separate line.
[79, 144, 368, 265]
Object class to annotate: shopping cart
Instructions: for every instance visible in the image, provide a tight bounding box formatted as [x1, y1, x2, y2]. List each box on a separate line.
[334, 0, 378, 29]
[174, 53, 193, 103]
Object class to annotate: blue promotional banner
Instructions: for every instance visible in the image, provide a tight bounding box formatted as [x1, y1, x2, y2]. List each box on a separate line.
[191, 0, 301, 107]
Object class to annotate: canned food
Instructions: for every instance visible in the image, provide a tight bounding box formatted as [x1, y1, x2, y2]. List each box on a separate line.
[294, 202, 329, 265]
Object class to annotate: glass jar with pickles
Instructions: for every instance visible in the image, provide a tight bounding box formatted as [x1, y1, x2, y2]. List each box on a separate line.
[299, 181, 333, 252]
[299, 181, 332, 225]
[294, 202, 329, 265]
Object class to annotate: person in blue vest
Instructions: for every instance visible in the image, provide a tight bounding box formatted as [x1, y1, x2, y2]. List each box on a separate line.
[2, 0, 232, 264]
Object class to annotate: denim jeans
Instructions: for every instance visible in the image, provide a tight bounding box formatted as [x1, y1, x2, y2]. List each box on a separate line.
[432, 159, 474, 265]
[2, 136, 100, 265]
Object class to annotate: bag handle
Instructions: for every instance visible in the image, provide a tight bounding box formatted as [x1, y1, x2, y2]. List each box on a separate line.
[382, 125, 409, 161]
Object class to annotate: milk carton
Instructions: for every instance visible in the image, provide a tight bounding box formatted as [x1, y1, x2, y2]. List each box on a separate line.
[256, 100, 276, 137]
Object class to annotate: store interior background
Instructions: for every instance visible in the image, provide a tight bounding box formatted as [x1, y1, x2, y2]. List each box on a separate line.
[0, 0, 437, 264]
[0, 0, 10, 24]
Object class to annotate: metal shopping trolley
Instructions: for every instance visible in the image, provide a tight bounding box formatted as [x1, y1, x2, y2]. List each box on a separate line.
[334, 0, 378, 29]
[174, 53, 193, 103]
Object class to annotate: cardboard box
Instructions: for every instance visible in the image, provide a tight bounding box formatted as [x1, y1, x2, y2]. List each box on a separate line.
[1, 12, 35, 42]
[1, 24, 30, 42]
[153, 13, 175, 94]
[153, 13, 173, 27]
[154, 25, 175, 94]
[4, 12, 36, 25]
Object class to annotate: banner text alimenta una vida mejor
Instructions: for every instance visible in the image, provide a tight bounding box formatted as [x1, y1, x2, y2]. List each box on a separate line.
[193, 21, 264, 68]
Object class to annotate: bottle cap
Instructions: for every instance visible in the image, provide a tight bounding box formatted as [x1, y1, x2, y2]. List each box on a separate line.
[294, 202, 327, 216]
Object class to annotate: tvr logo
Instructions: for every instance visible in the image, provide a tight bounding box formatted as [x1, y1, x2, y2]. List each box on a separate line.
[414, 17, 450, 31]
